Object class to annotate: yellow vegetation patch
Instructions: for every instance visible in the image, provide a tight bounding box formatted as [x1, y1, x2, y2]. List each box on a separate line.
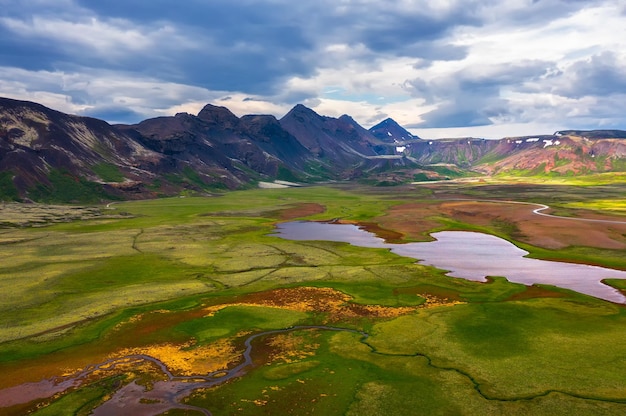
[99, 289, 460, 380]
[267, 331, 320, 364]
[238, 286, 352, 313]
[418, 293, 465, 309]
[203, 286, 452, 323]
[114, 338, 242, 376]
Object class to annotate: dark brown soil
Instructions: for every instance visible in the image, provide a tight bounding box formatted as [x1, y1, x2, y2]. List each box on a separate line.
[506, 285, 568, 301]
[376, 200, 626, 249]
[278, 203, 326, 220]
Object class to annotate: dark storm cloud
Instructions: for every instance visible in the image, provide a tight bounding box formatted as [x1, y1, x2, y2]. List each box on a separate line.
[551, 52, 626, 99]
[333, 8, 478, 59]
[408, 60, 552, 127]
[0, 0, 485, 97]
[0, 0, 624, 131]
[0, 1, 318, 95]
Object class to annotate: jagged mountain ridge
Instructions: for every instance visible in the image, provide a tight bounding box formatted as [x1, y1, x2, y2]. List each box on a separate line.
[279, 104, 379, 161]
[370, 118, 421, 143]
[0, 97, 412, 200]
[1, 96, 626, 202]
[116, 104, 314, 187]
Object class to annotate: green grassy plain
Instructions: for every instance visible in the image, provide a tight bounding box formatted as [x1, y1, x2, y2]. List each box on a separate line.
[1, 180, 626, 415]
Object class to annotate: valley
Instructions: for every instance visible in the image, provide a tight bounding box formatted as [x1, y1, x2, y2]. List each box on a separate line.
[3, 1, 626, 414]
[1, 180, 626, 415]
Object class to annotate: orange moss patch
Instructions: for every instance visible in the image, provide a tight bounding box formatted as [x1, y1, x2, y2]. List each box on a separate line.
[204, 286, 458, 324]
[238, 287, 352, 314]
[114, 337, 242, 376]
[267, 331, 320, 363]
[417, 293, 464, 308]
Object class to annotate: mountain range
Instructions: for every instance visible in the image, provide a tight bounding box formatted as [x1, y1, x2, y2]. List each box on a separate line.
[1, 96, 625, 202]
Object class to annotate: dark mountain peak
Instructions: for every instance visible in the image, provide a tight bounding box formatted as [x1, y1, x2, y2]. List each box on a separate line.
[240, 114, 284, 136]
[378, 118, 397, 126]
[338, 114, 358, 125]
[292, 103, 313, 113]
[282, 104, 324, 122]
[197, 104, 239, 127]
[279, 103, 382, 161]
[369, 117, 420, 142]
[337, 114, 379, 139]
[240, 114, 279, 125]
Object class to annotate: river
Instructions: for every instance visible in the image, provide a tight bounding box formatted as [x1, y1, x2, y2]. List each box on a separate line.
[272, 221, 626, 304]
[0, 326, 365, 416]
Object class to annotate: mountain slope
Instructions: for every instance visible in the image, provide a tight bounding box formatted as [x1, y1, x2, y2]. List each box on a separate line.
[479, 134, 626, 175]
[1, 98, 417, 200]
[2, 96, 626, 202]
[403, 134, 626, 175]
[280, 104, 379, 162]
[0, 97, 162, 200]
[119, 105, 315, 185]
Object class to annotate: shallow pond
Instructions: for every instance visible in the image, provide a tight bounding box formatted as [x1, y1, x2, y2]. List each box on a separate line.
[272, 221, 626, 303]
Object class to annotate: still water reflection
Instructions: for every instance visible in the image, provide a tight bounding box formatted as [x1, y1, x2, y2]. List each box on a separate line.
[272, 221, 626, 304]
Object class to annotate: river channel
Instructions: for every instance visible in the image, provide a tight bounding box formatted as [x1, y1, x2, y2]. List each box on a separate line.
[0, 326, 365, 415]
[272, 221, 626, 304]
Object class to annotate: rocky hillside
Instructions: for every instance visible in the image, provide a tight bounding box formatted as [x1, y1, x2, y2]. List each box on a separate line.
[1, 96, 626, 202]
[0, 98, 415, 201]
[0, 97, 163, 200]
[403, 134, 626, 175]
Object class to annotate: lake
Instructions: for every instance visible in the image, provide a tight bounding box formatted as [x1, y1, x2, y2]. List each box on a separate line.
[272, 221, 626, 303]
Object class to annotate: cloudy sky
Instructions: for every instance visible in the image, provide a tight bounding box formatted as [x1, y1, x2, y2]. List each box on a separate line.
[1, 0, 625, 138]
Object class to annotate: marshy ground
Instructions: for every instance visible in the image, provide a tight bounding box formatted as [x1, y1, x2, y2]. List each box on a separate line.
[1, 179, 626, 415]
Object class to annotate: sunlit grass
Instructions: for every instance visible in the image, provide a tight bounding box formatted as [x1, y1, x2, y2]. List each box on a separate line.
[367, 298, 626, 399]
[562, 199, 626, 214]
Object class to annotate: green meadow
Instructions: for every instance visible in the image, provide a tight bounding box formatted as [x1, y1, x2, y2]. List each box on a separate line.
[1, 181, 626, 415]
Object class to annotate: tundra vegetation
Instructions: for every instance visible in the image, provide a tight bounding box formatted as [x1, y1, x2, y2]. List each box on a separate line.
[1, 177, 626, 415]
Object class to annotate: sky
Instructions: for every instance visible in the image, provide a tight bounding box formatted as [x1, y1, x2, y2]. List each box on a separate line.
[1, 0, 625, 139]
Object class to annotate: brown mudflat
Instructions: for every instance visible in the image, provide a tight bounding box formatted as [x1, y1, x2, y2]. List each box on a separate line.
[376, 200, 626, 250]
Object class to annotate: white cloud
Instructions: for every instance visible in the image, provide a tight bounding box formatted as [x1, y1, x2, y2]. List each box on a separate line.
[0, 66, 221, 122]
[0, 15, 198, 61]
[416, 123, 567, 140]
[1, 0, 625, 136]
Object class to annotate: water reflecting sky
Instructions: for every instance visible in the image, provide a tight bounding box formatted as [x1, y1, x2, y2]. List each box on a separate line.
[273, 222, 626, 303]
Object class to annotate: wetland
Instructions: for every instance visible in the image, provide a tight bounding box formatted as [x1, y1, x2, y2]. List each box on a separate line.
[2, 181, 626, 415]
[273, 222, 626, 303]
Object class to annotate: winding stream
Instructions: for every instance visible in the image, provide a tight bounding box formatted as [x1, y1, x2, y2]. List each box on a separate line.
[0, 326, 365, 416]
[446, 198, 626, 225]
